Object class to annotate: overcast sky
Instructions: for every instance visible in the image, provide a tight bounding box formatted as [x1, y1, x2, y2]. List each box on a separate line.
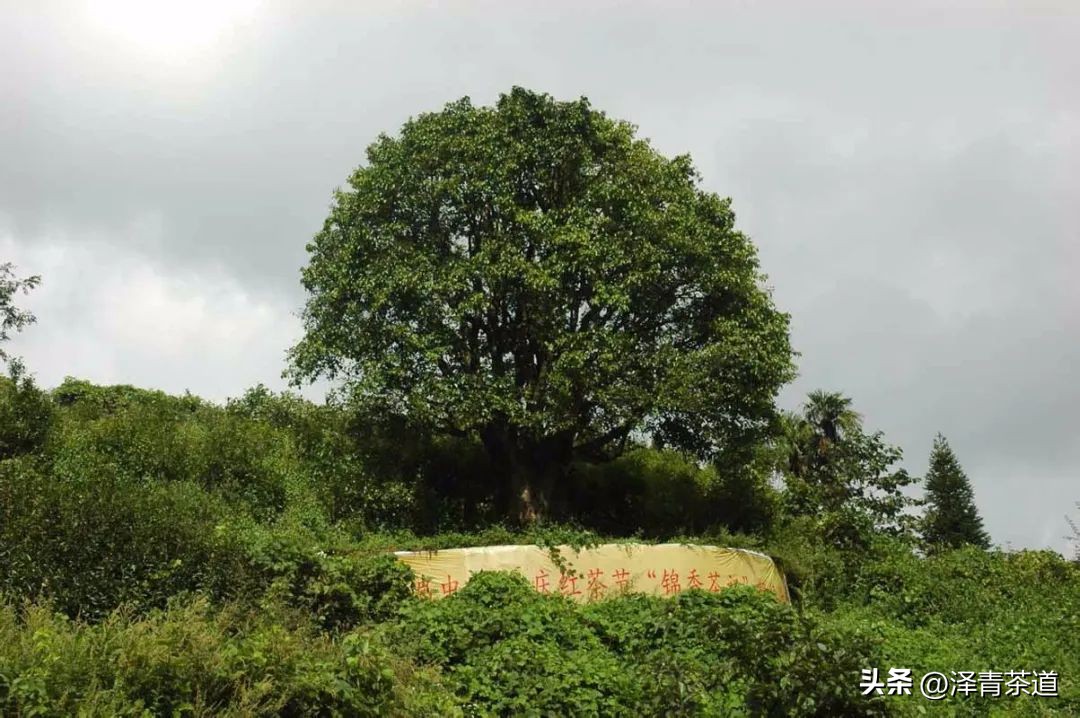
[2, 1, 1077, 553]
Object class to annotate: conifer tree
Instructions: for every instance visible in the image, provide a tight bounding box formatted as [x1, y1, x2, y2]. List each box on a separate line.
[922, 433, 991, 551]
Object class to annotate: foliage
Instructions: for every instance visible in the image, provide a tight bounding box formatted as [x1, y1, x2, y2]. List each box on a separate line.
[394, 571, 888, 717]
[213, 520, 415, 630]
[0, 80, 1069, 714]
[47, 383, 293, 518]
[0, 598, 457, 717]
[288, 87, 794, 521]
[568, 446, 778, 537]
[226, 385, 414, 528]
[0, 262, 39, 365]
[830, 542, 1080, 714]
[0, 454, 414, 628]
[0, 363, 52, 460]
[0, 373, 1073, 714]
[921, 433, 991, 551]
[776, 391, 921, 549]
[0, 455, 234, 620]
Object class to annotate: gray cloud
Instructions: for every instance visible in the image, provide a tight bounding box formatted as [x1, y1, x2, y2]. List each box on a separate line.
[2, 0, 1077, 552]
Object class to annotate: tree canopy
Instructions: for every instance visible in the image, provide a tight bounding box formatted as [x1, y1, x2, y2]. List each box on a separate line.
[289, 88, 794, 521]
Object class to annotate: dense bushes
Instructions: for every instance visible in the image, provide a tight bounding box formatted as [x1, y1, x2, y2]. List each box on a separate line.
[847, 545, 1080, 713]
[0, 368, 52, 460]
[2, 377, 1078, 714]
[48, 384, 295, 519]
[2, 377, 788, 542]
[213, 521, 414, 630]
[0, 598, 457, 717]
[393, 572, 889, 717]
[0, 456, 233, 619]
[3, 546, 1076, 715]
[568, 447, 779, 538]
[0, 453, 415, 627]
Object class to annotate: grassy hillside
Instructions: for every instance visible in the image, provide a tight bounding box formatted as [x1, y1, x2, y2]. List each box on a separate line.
[1, 375, 1077, 716]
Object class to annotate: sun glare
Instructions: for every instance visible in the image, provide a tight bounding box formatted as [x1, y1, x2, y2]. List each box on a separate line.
[83, 0, 260, 67]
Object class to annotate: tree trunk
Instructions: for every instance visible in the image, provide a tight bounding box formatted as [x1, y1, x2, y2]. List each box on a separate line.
[510, 460, 559, 526]
[512, 471, 544, 525]
[480, 422, 567, 526]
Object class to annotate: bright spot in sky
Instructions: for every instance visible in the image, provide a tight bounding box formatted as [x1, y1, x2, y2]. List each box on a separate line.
[82, 0, 260, 67]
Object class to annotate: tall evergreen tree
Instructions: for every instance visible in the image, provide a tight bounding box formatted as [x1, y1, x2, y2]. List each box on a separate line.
[921, 434, 991, 551]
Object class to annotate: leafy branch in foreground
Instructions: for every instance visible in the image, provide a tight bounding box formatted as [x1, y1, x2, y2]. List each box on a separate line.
[0, 262, 40, 364]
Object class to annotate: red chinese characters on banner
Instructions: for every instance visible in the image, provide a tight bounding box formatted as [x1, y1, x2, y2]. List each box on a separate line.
[397, 545, 785, 602]
[411, 567, 776, 600]
[559, 573, 582, 597]
[587, 568, 607, 600]
[440, 575, 459, 596]
[660, 569, 681, 595]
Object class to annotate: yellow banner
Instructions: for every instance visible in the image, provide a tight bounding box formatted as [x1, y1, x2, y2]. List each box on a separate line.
[394, 543, 789, 603]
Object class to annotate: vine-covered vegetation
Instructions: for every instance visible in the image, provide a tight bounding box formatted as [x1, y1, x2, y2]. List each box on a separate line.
[0, 376, 1076, 716]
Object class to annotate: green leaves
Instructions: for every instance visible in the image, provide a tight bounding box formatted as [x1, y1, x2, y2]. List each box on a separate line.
[777, 392, 921, 549]
[289, 87, 794, 517]
[0, 262, 40, 364]
[390, 572, 886, 716]
[0, 598, 433, 717]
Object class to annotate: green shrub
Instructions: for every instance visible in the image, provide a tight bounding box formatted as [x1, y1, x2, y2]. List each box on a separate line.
[4, 376, 1076, 715]
[51, 378, 205, 421]
[228, 386, 429, 531]
[455, 637, 642, 717]
[208, 520, 415, 630]
[395, 572, 890, 716]
[821, 545, 1080, 714]
[0, 598, 456, 717]
[0, 367, 52, 460]
[0, 457, 234, 619]
[47, 398, 293, 519]
[567, 447, 779, 539]
[586, 587, 888, 717]
[397, 572, 592, 667]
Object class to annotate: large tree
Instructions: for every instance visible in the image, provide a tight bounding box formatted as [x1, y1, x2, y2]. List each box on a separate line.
[289, 88, 794, 523]
[921, 434, 991, 551]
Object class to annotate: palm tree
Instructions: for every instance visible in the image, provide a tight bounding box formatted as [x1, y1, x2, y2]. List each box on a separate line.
[803, 390, 862, 460]
[778, 411, 814, 478]
[780, 391, 863, 516]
